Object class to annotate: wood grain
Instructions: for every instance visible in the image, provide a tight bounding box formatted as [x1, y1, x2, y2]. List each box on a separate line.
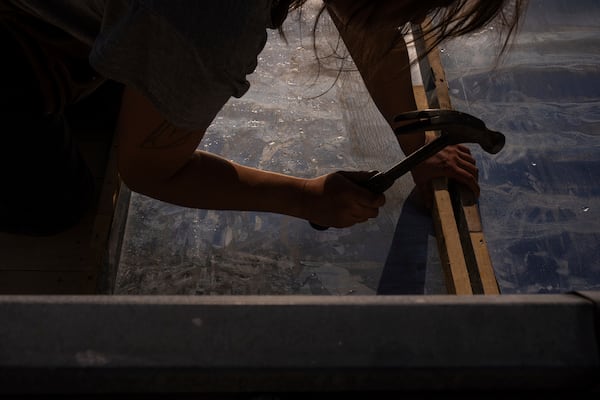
[416, 22, 500, 295]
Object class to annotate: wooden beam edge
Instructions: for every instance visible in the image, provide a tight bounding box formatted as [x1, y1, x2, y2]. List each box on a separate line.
[420, 23, 500, 295]
[412, 84, 473, 295]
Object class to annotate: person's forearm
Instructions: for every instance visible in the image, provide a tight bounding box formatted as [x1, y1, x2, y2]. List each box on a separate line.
[127, 149, 309, 218]
[116, 86, 385, 228]
[325, 3, 424, 155]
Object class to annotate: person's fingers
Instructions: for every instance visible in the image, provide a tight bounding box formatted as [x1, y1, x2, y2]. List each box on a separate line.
[455, 144, 472, 155]
[452, 150, 480, 194]
[353, 187, 385, 208]
[408, 144, 483, 211]
[337, 170, 386, 208]
[348, 199, 381, 220]
[359, 193, 386, 208]
[362, 204, 381, 218]
[436, 147, 479, 191]
[457, 156, 479, 178]
[450, 165, 480, 197]
[456, 148, 477, 166]
[308, 171, 387, 228]
[336, 207, 376, 228]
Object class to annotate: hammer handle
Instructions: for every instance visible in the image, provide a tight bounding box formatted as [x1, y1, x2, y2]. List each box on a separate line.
[309, 136, 450, 231]
[309, 173, 394, 231]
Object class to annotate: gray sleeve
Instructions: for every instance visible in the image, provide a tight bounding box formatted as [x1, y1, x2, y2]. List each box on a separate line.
[89, 0, 270, 130]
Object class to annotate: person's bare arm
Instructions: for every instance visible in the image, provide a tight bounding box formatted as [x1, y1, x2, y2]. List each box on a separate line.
[116, 86, 384, 228]
[324, 1, 422, 154]
[324, 1, 480, 205]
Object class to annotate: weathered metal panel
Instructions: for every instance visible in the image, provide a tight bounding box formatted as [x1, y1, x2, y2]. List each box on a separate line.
[0, 294, 598, 393]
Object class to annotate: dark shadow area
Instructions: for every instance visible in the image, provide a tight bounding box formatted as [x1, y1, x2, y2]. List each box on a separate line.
[377, 189, 436, 294]
[66, 79, 123, 135]
[9, 389, 599, 400]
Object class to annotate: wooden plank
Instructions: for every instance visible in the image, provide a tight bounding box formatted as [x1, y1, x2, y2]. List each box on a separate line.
[450, 185, 500, 294]
[456, 187, 499, 294]
[417, 23, 500, 295]
[412, 84, 473, 295]
[430, 178, 473, 295]
[471, 232, 500, 294]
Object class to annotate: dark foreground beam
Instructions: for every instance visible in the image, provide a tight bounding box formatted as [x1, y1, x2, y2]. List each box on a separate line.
[1, 294, 599, 395]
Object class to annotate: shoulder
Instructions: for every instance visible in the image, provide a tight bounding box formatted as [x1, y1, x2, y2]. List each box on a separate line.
[138, 0, 273, 37]
[109, 0, 274, 70]
[91, 0, 277, 129]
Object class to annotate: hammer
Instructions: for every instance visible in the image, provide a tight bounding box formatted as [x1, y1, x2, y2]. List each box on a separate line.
[310, 109, 505, 230]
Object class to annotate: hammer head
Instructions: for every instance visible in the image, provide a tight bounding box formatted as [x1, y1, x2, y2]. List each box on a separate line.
[394, 109, 506, 154]
[444, 123, 505, 154]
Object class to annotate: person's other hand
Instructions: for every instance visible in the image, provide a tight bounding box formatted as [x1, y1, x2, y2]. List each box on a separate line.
[410, 136, 480, 209]
[303, 171, 386, 228]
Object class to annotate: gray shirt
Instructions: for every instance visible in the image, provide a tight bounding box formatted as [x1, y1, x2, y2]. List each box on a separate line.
[7, 0, 286, 129]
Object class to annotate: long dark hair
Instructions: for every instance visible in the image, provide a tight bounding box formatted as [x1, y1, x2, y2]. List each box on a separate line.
[283, 0, 528, 57]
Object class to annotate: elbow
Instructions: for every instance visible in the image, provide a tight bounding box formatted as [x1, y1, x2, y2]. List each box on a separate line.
[117, 154, 175, 196]
[118, 166, 144, 194]
[117, 160, 153, 195]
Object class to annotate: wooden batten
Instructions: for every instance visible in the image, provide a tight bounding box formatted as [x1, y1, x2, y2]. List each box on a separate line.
[412, 85, 473, 295]
[412, 23, 500, 295]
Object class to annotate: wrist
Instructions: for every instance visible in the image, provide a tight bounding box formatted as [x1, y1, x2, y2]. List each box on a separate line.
[269, 175, 314, 222]
[298, 178, 316, 222]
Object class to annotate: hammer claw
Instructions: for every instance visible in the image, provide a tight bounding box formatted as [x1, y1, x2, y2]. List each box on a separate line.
[366, 108, 505, 193]
[309, 108, 505, 230]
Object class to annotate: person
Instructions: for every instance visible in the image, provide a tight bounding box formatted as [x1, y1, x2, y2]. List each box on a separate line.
[0, 0, 527, 236]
